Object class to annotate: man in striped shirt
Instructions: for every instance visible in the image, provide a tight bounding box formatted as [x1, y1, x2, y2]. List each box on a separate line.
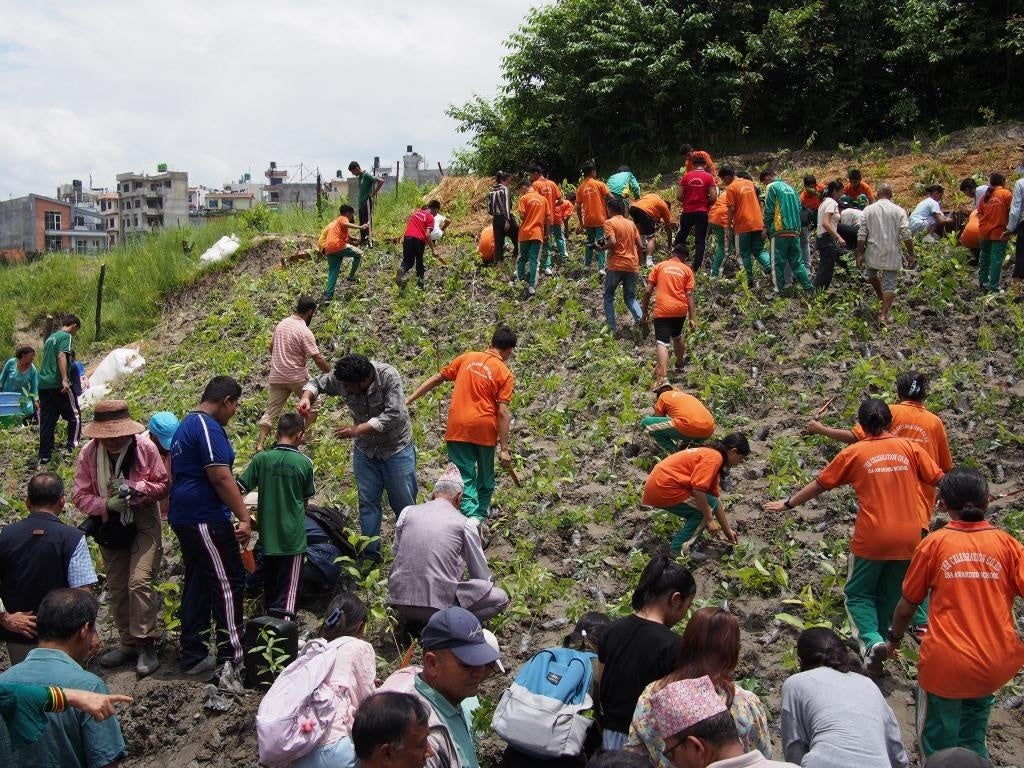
[488, 172, 518, 264]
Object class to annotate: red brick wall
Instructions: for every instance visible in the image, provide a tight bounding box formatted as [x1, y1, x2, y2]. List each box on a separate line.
[33, 198, 72, 251]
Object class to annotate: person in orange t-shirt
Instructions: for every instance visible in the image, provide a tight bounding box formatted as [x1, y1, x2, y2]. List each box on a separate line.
[887, 468, 1024, 759]
[642, 383, 714, 454]
[844, 169, 875, 204]
[558, 194, 576, 240]
[681, 144, 718, 178]
[516, 179, 553, 295]
[599, 197, 644, 333]
[642, 434, 749, 555]
[708, 188, 732, 277]
[799, 175, 825, 266]
[720, 166, 771, 284]
[530, 165, 566, 274]
[766, 398, 943, 678]
[640, 242, 697, 386]
[316, 204, 367, 300]
[405, 327, 517, 522]
[630, 193, 674, 267]
[477, 225, 495, 263]
[976, 172, 1013, 293]
[576, 163, 612, 273]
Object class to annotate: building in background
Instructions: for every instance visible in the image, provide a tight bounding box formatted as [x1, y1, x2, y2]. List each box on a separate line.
[188, 185, 211, 213]
[0, 194, 107, 257]
[263, 161, 318, 210]
[57, 179, 107, 211]
[98, 192, 120, 247]
[116, 167, 189, 238]
[207, 190, 257, 212]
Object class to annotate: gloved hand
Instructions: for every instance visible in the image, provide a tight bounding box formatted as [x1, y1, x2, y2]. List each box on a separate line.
[106, 495, 128, 518]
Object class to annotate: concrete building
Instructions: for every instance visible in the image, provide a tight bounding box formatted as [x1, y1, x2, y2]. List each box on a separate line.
[188, 185, 211, 213]
[207, 190, 257, 212]
[98, 192, 120, 248]
[264, 162, 318, 210]
[402, 145, 446, 187]
[57, 180, 106, 211]
[116, 168, 189, 238]
[0, 194, 107, 257]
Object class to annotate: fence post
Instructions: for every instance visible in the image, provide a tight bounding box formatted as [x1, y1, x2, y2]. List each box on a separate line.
[95, 263, 107, 341]
[43, 314, 54, 343]
[395, 161, 400, 197]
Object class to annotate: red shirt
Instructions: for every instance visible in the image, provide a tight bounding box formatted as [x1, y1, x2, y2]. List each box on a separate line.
[679, 170, 717, 213]
[403, 209, 435, 242]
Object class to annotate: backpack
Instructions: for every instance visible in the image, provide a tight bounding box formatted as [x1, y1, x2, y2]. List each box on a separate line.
[487, 185, 505, 217]
[255, 637, 354, 766]
[306, 504, 359, 560]
[491, 647, 597, 759]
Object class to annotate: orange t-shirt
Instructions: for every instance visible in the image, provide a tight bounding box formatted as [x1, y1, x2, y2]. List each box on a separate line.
[685, 151, 717, 179]
[799, 184, 824, 211]
[318, 215, 351, 253]
[477, 226, 495, 263]
[654, 390, 715, 439]
[440, 350, 515, 446]
[517, 191, 552, 242]
[816, 434, 943, 560]
[977, 187, 1012, 240]
[632, 194, 672, 224]
[648, 260, 695, 319]
[844, 181, 875, 203]
[724, 179, 762, 233]
[577, 178, 610, 228]
[708, 194, 729, 227]
[643, 446, 723, 508]
[603, 216, 641, 272]
[903, 521, 1024, 698]
[852, 401, 953, 518]
[532, 178, 562, 217]
[556, 200, 575, 226]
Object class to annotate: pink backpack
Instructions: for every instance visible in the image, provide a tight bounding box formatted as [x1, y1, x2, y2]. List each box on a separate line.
[256, 637, 354, 766]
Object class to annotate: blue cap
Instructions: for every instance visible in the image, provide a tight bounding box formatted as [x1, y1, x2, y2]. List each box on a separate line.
[420, 607, 499, 666]
[147, 411, 180, 451]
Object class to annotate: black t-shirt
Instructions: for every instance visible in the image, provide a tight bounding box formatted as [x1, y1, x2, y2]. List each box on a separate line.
[597, 614, 682, 733]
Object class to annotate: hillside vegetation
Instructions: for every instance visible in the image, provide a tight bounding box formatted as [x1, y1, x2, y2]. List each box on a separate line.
[1, 144, 1023, 766]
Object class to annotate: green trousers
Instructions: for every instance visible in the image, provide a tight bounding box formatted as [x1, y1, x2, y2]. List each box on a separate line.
[325, 246, 362, 297]
[584, 227, 606, 270]
[660, 495, 719, 553]
[844, 555, 911, 654]
[769, 236, 813, 293]
[710, 224, 731, 276]
[545, 225, 568, 269]
[737, 231, 769, 283]
[641, 416, 705, 455]
[918, 689, 995, 759]
[517, 240, 541, 287]
[446, 441, 495, 521]
[978, 239, 1006, 292]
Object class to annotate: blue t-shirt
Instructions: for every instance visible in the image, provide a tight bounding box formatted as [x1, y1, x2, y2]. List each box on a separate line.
[169, 410, 235, 525]
[0, 648, 127, 768]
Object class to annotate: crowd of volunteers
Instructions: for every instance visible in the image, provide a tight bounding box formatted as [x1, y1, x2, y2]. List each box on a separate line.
[1, 148, 1023, 768]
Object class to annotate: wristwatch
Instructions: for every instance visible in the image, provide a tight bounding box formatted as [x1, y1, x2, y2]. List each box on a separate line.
[886, 626, 903, 644]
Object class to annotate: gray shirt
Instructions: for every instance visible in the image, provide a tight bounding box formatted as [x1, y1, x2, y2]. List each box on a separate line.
[304, 361, 412, 459]
[857, 198, 911, 272]
[388, 497, 492, 611]
[780, 666, 908, 768]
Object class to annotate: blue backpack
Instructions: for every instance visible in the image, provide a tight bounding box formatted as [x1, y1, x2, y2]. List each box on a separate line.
[491, 647, 597, 758]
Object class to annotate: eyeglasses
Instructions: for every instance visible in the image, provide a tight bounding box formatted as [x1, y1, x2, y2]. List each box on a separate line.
[663, 739, 685, 758]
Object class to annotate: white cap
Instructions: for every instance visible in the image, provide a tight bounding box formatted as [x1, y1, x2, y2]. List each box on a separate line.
[482, 629, 504, 673]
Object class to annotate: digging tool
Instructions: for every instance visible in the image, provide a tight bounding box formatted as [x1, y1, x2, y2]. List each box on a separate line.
[504, 462, 522, 488]
[399, 640, 417, 668]
[813, 395, 838, 419]
[990, 485, 1024, 503]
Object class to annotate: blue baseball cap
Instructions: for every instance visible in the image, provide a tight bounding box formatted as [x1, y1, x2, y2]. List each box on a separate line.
[420, 607, 499, 667]
[147, 411, 180, 451]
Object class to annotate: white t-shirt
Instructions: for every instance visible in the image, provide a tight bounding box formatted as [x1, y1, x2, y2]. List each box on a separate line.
[816, 197, 839, 237]
[908, 197, 942, 233]
[840, 208, 864, 228]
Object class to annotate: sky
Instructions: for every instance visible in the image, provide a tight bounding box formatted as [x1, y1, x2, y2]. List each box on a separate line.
[0, 0, 548, 199]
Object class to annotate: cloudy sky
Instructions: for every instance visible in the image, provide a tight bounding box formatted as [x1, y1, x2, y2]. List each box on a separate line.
[0, 0, 547, 199]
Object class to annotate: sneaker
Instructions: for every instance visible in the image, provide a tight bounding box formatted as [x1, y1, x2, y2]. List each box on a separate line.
[320, 294, 333, 305]
[866, 642, 888, 679]
[136, 645, 160, 677]
[598, 268, 607, 278]
[395, 267, 409, 286]
[99, 647, 137, 668]
[527, 286, 537, 297]
[544, 267, 553, 276]
[183, 654, 217, 676]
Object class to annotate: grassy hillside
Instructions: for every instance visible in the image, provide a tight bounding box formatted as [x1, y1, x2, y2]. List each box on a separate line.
[1, 153, 1023, 765]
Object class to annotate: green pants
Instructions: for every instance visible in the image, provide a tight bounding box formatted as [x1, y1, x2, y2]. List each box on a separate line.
[844, 555, 910, 654]
[710, 224, 731, 276]
[517, 240, 541, 287]
[918, 689, 995, 759]
[584, 227, 606, 270]
[660, 495, 719, 553]
[769, 236, 813, 293]
[641, 416, 705, 455]
[545, 225, 568, 269]
[325, 246, 362, 297]
[738, 231, 769, 282]
[446, 441, 495, 521]
[978, 239, 1006, 293]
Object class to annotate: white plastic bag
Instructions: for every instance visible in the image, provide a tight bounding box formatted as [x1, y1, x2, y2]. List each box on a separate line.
[81, 348, 146, 404]
[199, 234, 241, 264]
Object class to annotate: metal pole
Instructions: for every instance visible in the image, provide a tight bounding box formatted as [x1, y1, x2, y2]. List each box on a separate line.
[95, 263, 107, 341]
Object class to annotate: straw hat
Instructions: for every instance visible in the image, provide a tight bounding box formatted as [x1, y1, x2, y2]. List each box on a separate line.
[82, 400, 146, 439]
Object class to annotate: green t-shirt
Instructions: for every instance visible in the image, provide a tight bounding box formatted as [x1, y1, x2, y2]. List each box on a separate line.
[38, 329, 73, 390]
[237, 445, 315, 555]
[415, 674, 479, 768]
[358, 170, 376, 205]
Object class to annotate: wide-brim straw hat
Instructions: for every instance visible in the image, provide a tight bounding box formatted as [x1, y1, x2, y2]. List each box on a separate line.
[82, 400, 146, 439]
